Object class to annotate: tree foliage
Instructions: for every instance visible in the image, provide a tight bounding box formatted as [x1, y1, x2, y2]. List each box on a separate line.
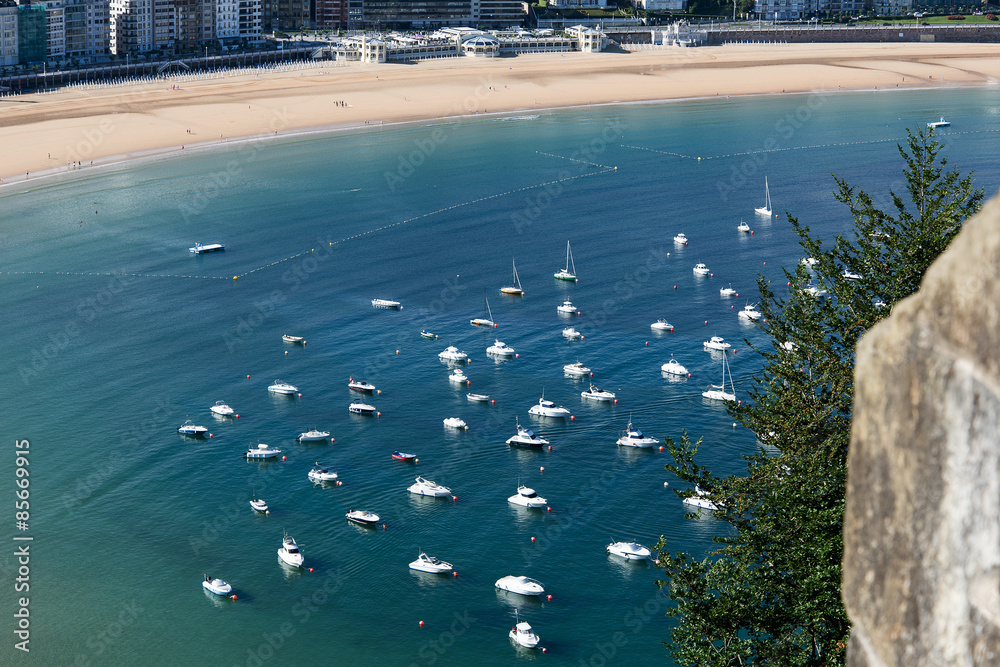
[655, 129, 983, 666]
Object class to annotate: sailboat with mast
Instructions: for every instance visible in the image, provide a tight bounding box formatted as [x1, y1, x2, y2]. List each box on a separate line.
[554, 241, 578, 282]
[470, 293, 496, 327]
[500, 259, 524, 296]
[754, 177, 772, 217]
[702, 353, 736, 402]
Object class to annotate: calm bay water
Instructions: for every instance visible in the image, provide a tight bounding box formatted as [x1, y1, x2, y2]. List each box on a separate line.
[2, 87, 998, 666]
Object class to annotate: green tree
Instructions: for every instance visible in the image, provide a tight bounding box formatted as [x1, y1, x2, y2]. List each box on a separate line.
[655, 129, 983, 666]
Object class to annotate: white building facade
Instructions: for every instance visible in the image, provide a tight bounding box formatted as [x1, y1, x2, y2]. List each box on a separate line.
[0, 5, 17, 67]
[110, 0, 153, 54]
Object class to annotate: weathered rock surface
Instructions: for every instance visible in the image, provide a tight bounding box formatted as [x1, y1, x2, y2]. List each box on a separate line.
[845, 191, 1000, 666]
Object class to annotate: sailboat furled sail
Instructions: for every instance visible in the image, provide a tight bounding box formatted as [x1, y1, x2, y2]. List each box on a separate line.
[754, 177, 772, 217]
[554, 241, 578, 282]
[702, 353, 736, 402]
[500, 259, 524, 295]
[470, 293, 496, 327]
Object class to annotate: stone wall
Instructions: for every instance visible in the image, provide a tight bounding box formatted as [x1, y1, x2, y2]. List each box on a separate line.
[843, 191, 1000, 665]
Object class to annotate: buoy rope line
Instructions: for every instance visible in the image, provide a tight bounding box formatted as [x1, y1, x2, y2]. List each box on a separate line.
[620, 130, 998, 161]
[534, 150, 614, 170]
[3, 166, 616, 282]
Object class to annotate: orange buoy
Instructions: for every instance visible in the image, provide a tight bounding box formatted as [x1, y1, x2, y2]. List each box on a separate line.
[531, 536, 535, 542]
[330, 437, 335, 443]
[298, 393, 302, 397]
[751, 230, 754, 235]
[645, 341, 648, 346]
[377, 412, 381, 417]
[570, 416, 574, 420]
[452, 495, 457, 502]
[285, 351, 288, 355]
[547, 595, 552, 601]
[453, 571, 458, 577]
[673, 285, 677, 289]
[246, 375, 250, 379]
[396, 350, 400, 354]
[308, 568, 314, 572]
[414, 458, 419, 463]
[491, 399, 495, 405]
[235, 414, 239, 419]
[659, 445, 664, 451]
[613, 399, 617, 404]
[209, 434, 213, 438]
[547, 445, 552, 451]
[547, 507, 551, 512]
[540, 466, 545, 473]
[705, 320, 708, 324]
[281, 456, 286, 461]
[231, 595, 237, 600]
[515, 354, 519, 358]
[419, 620, 424, 627]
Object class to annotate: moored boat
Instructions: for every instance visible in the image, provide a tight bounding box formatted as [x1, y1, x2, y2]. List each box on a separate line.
[554, 240, 578, 281]
[267, 380, 298, 395]
[443, 417, 468, 429]
[392, 451, 417, 461]
[190, 242, 225, 254]
[606, 541, 651, 560]
[495, 575, 545, 596]
[245, 443, 281, 459]
[438, 346, 469, 363]
[177, 420, 208, 436]
[282, 335, 304, 344]
[372, 298, 402, 309]
[297, 429, 331, 442]
[348, 402, 377, 415]
[307, 463, 338, 481]
[650, 319, 674, 332]
[202, 575, 232, 595]
[409, 552, 453, 574]
[408, 476, 452, 497]
[346, 509, 380, 525]
[509, 622, 541, 649]
[210, 401, 234, 417]
[277, 533, 304, 567]
[581, 384, 615, 401]
[528, 397, 571, 418]
[508, 484, 547, 508]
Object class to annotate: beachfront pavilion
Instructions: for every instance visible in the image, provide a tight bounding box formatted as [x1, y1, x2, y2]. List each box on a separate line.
[461, 33, 499, 57]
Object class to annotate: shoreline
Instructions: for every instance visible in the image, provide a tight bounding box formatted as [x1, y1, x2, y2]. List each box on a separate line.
[2, 43, 998, 189]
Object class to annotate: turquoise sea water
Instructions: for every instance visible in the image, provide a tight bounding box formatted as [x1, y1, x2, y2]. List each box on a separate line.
[2, 87, 998, 666]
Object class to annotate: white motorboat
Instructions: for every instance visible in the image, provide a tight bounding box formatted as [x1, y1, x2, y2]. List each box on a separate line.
[443, 417, 468, 429]
[245, 443, 281, 459]
[297, 429, 331, 442]
[607, 541, 651, 560]
[661, 356, 689, 376]
[408, 476, 452, 497]
[562, 327, 583, 340]
[268, 380, 298, 395]
[508, 484, 547, 508]
[190, 242, 225, 254]
[553, 240, 578, 281]
[927, 116, 950, 129]
[308, 463, 338, 481]
[702, 354, 736, 402]
[466, 393, 490, 402]
[372, 298, 402, 309]
[720, 284, 737, 297]
[210, 401, 234, 417]
[277, 533, 304, 566]
[755, 176, 772, 216]
[470, 294, 496, 327]
[738, 303, 762, 321]
[438, 346, 469, 363]
[500, 259, 524, 295]
[737, 220, 750, 232]
[803, 284, 828, 298]
[563, 361, 591, 377]
[510, 621, 541, 649]
[842, 269, 863, 281]
[420, 330, 438, 339]
[348, 402, 377, 414]
[282, 334, 304, 344]
[557, 300, 579, 314]
[487, 340, 516, 357]
[448, 368, 468, 384]
[346, 509, 380, 525]
[528, 397, 571, 418]
[495, 575, 545, 596]
[392, 451, 417, 461]
[202, 575, 232, 595]
[506, 420, 549, 448]
[250, 494, 268, 513]
[673, 232, 688, 245]
[348, 379, 376, 393]
[650, 319, 674, 332]
[177, 420, 208, 436]
[616, 420, 658, 448]
[693, 263, 710, 276]
[409, 552, 453, 574]
[704, 336, 731, 351]
[581, 384, 615, 401]
[683, 485, 720, 511]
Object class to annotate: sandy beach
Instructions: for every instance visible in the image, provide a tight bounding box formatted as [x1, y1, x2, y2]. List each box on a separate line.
[1, 43, 998, 185]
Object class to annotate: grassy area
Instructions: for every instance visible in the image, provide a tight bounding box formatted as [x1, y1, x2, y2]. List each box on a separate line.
[853, 13, 997, 24]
